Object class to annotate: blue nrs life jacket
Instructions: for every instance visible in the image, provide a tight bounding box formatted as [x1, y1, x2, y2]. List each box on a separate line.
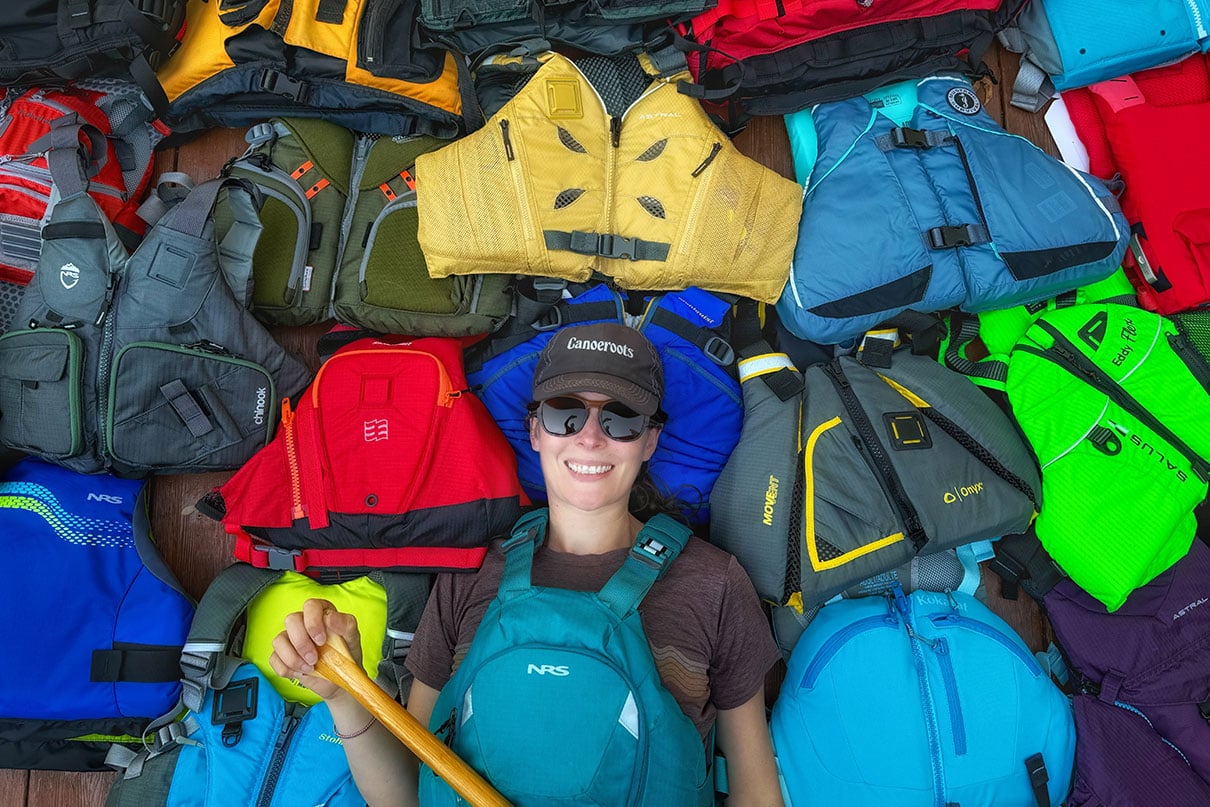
[777, 75, 1129, 346]
[466, 282, 743, 527]
[419, 509, 713, 806]
[772, 585, 1076, 807]
[0, 457, 193, 771]
[105, 563, 430, 807]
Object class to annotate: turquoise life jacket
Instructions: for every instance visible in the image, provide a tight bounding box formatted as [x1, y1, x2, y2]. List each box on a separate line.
[778, 75, 1129, 346]
[419, 509, 713, 806]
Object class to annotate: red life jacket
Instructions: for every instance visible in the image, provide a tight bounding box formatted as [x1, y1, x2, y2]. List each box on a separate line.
[202, 335, 526, 577]
[1064, 53, 1210, 314]
[678, 0, 1021, 120]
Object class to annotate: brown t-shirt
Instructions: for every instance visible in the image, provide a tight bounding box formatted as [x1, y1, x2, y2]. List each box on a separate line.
[405, 534, 780, 741]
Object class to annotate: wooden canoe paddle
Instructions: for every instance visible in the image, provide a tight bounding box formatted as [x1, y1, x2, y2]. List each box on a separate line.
[313, 633, 511, 807]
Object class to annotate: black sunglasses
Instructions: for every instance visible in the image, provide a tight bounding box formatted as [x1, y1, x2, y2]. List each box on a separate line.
[529, 396, 654, 442]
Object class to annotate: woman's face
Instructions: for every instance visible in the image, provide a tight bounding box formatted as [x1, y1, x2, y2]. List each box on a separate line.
[529, 391, 660, 516]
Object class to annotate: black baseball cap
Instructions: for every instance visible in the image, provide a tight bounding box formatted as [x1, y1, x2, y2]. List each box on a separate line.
[531, 323, 664, 416]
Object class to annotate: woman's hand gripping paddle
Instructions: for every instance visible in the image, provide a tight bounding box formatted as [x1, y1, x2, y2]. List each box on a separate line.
[313, 633, 511, 807]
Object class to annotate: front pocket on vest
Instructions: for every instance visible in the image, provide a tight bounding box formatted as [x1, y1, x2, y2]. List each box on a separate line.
[0, 329, 83, 458]
[106, 342, 276, 472]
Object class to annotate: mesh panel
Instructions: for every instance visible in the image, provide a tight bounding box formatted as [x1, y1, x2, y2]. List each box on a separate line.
[557, 127, 588, 154]
[554, 189, 585, 209]
[363, 209, 453, 315]
[783, 458, 805, 604]
[573, 54, 649, 117]
[920, 407, 1038, 505]
[910, 550, 966, 591]
[636, 196, 665, 219]
[0, 277, 26, 332]
[636, 139, 667, 162]
[814, 536, 845, 562]
[1173, 311, 1210, 364]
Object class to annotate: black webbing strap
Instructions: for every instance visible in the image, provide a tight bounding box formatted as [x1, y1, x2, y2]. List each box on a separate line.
[988, 531, 1063, 602]
[648, 307, 734, 368]
[160, 379, 215, 437]
[314, 0, 347, 23]
[91, 646, 184, 683]
[1024, 753, 1049, 807]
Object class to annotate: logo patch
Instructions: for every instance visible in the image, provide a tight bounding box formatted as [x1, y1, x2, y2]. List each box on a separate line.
[59, 263, 80, 290]
[1078, 311, 1109, 351]
[946, 87, 982, 116]
[527, 664, 570, 676]
[363, 419, 389, 442]
[252, 387, 267, 426]
[943, 481, 985, 504]
[87, 493, 122, 504]
[762, 475, 779, 526]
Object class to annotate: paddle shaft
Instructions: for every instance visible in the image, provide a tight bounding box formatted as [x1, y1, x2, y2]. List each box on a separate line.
[313, 634, 510, 807]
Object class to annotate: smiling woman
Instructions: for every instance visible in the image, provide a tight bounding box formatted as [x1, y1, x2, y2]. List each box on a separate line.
[272, 322, 785, 807]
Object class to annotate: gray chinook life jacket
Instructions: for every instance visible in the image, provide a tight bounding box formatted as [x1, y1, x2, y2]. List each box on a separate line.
[0, 119, 311, 477]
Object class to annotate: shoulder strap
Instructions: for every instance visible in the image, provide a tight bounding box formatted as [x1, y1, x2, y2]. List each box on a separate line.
[370, 570, 433, 698]
[597, 514, 691, 619]
[498, 508, 551, 595]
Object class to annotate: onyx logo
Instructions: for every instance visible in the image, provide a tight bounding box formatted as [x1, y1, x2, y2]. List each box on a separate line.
[252, 387, 267, 426]
[1078, 311, 1108, 352]
[87, 493, 122, 504]
[946, 87, 982, 116]
[526, 664, 570, 676]
[59, 263, 80, 290]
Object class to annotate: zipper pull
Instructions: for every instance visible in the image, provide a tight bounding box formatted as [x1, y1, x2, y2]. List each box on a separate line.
[691, 142, 722, 177]
[94, 273, 120, 326]
[891, 582, 910, 621]
[610, 116, 622, 148]
[500, 120, 514, 161]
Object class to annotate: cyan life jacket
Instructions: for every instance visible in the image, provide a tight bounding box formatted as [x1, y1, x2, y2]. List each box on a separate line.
[772, 586, 1076, 807]
[1002, 0, 1210, 111]
[106, 563, 431, 806]
[778, 75, 1129, 346]
[0, 458, 193, 771]
[419, 509, 713, 807]
[0, 136, 311, 476]
[466, 282, 743, 527]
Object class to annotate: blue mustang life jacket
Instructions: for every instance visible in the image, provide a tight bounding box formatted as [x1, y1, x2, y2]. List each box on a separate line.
[466, 282, 743, 527]
[777, 75, 1129, 346]
[0, 457, 194, 771]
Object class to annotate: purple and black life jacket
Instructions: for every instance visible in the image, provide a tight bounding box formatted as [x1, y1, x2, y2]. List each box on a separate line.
[993, 534, 1210, 806]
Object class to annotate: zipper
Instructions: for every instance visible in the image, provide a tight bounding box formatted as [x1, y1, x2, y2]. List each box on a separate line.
[927, 613, 1042, 674]
[799, 614, 898, 689]
[822, 360, 928, 550]
[1185, 0, 1208, 39]
[499, 120, 535, 242]
[1, 160, 125, 201]
[358, 193, 420, 296]
[952, 138, 991, 241]
[254, 710, 301, 807]
[891, 588, 947, 807]
[95, 279, 119, 467]
[310, 348, 457, 409]
[932, 638, 967, 757]
[281, 399, 304, 521]
[332, 135, 373, 311]
[561, 59, 663, 265]
[1024, 322, 1210, 482]
[679, 141, 721, 257]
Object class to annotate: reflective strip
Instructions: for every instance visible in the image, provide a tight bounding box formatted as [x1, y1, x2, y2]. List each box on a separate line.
[461, 686, 474, 726]
[618, 691, 639, 740]
[737, 353, 795, 383]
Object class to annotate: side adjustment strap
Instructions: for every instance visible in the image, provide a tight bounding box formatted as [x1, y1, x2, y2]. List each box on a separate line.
[545, 230, 671, 262]
[1024, 752, 1049, 807]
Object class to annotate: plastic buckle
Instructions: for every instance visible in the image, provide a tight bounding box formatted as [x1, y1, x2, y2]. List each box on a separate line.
[891, 127, 931, 149]
[927, 225, 977, 249]
[531, 277, 566, 304]
[631, 536, 670, 571]
[702, 335, 735, 367]
[598, 233, 637, 260]
[253, 545, 301, 571]
[532, 305, 564, 331]
[244, 122, 278, 147]
[212, 677, 258, 747]
[258, 70, 308, 102]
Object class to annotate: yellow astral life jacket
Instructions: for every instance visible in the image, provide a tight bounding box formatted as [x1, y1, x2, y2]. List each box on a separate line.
[416, 52, 802, 303]
[158, 0, 467, 136]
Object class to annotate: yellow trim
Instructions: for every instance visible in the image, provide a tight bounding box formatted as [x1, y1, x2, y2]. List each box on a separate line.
[785, 591, 804, 614]
[803, 416, 904, 571]
[877, 374, 931, 409]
